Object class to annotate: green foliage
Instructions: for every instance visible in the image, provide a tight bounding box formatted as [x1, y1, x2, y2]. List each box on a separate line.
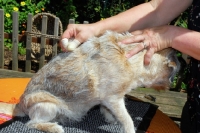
[171, 74, 178, 88]
[44, 0, 78, 29]
[1, 0, 49, 34]
[181, 82, 187, 90]
[18, 42, 26, 55]
[74, 0, 144, 23]
[1, 0, 19, 33]
[94, 0, 132, 18]
[4, 39, 12, 50]
[171, 9, 189, 28]
[0, 0, 50, 55]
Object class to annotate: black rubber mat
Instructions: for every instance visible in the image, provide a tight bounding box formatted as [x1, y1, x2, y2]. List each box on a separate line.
[0, 99, 157, 133]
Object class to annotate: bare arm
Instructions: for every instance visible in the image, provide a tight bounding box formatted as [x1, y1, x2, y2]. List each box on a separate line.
[172, 28, 200, 60]
[93, 0, 192, 35]
[61, 0, 193, 52]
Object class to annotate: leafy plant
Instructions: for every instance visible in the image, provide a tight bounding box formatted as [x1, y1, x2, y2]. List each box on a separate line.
[0, 0, 50, 55]
[44, 0, 78, 29]
[4, 39, 12, 50]
[94, 0, 131, 18]
[1, 0, 49, 34]
[18, 42, 26, 55]
[171, 8, 189, 28]
[74, 0, 144, 23]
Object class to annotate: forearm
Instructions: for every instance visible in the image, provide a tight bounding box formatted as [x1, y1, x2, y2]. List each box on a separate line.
[172, 28, 200, 60]
[91, 0, 192, 36]
[92, 2, 157, 35]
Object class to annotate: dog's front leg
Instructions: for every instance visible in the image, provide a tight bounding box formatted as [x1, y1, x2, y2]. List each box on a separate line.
[103, 98, 135, 133]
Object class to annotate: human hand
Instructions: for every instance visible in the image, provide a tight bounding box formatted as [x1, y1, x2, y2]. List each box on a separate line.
[60, 23, 97, 51]
[120, 25, 177, 65]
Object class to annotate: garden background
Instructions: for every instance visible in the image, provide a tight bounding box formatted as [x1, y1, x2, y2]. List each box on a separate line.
[1, 0, 188, 38]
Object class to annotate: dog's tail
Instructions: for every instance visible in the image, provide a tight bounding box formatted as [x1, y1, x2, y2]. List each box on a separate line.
[0, 102, 25, 117]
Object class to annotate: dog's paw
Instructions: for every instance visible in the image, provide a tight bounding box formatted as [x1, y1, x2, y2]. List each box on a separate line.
[27, 122, 64, 133]
[48, 123, 64, 133]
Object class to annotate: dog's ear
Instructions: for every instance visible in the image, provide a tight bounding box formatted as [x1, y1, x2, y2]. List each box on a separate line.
[167, 52, 181, 84]
[168, 61, 177, 69]
[167, 50, 180, 71]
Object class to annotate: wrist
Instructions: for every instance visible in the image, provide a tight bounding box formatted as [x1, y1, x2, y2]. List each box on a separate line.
[171, 26, 190, 49]
[169, 26, 186, 48]
[171, 27, 200, 60]
[91, 21, 107, 37]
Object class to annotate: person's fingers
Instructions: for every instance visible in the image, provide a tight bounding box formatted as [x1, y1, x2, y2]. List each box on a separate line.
[61, 25, 77, 39]
[131, 30, 143, 36]
[59, 28, 74, 51]
[120, 35, 145, 44]
[125, 43, 145, 58]
[59, 24, 84, 52]
[125, 39, 150, 58]
[144, 48, 154, 66]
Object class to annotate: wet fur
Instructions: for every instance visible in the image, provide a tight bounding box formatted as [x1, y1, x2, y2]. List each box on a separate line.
[0, 31, 180, 133]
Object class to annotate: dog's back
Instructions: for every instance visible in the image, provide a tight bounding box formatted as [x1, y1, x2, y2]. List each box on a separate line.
[23, 31, 179, 99]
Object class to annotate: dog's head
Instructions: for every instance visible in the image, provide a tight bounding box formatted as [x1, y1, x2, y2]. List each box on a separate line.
[96, 31, 181, 91]
[132, 48, 180, 90]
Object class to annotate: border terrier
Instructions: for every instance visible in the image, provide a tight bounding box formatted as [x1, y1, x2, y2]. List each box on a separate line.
[0, 31, 180, 133]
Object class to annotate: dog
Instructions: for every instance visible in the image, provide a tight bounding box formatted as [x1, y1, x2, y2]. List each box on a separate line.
[0, 31, 180, 133]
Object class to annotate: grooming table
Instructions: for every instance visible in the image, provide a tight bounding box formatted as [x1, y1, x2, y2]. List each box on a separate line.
[0, 78, 181, 133]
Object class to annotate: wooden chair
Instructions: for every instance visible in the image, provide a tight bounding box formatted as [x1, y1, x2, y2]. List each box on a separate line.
[31, 12, 63, 63]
